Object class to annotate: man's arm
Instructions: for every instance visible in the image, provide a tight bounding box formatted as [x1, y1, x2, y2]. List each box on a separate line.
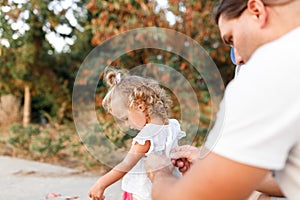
[170, 145, 285, 198]
[147, 151, 269, 200]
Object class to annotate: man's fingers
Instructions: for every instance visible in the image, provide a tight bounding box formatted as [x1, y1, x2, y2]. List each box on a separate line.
[171, 158, 182, 167]
[170, 150, 189, 160]
[145, 154, 173, 172]
[171, 145, 194, 153]
[145, 154, 174, 182]
[178, 159, 191, 173]
[170, 145, 199, 161]
[175, 158, 185, 168]
[179, 165, 188, 173]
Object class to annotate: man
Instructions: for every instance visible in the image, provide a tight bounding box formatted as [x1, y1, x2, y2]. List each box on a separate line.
[145, 0, 300, 199]
[168, 46, 286, 200]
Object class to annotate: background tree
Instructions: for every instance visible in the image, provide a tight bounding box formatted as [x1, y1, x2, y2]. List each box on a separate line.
[0, 0, 92, 124]
[85, 0, 234, 146]
[86, 0, 234, 82]
[0, 0, 235, 166]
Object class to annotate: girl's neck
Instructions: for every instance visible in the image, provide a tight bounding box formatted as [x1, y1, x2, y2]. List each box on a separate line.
[147, 115, 166, 125]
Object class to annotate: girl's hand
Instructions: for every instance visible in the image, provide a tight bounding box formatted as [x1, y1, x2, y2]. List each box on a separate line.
[88, 181, 105, 200]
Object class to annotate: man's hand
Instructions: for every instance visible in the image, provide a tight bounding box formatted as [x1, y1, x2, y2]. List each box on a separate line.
[170, 145, 200, 174]
[145, 154, 174, 182]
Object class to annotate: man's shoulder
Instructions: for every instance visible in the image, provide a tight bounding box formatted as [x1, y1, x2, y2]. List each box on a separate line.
[260, 26, 300, 54]
[246, 27, 300, 74]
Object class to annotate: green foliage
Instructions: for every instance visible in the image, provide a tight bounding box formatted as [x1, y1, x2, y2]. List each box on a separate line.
[0, 0, 94, 123]
[8, 124, 40, 151]
[1, 0, 237, 167]
[6, 123, 99, 168]
[83, 119, 133, 153]
[85, 0, 234, 147]
[7, 124, 68, 158]
[30, 131, 70, 158]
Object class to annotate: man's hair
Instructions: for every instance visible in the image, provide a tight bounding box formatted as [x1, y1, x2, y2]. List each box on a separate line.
[215, 0, 248, 24]
[215, 0, 296, 24]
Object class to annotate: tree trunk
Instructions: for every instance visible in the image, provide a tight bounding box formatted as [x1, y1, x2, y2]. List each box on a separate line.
[23, 85, 31, 127]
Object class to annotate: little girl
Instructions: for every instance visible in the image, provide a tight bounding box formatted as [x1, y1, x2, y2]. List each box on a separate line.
[88, 67, 185, 200]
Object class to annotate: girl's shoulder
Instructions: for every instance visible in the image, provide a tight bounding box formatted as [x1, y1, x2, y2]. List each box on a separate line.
[168, 119, 180, 127]
[134, 119, 184, 140]
[135, 123, 166, 140]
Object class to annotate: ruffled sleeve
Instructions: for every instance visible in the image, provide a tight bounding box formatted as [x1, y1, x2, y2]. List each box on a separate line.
[132, 124, 165, 155]
[132, 137, 155, 156]
[165, 119, 186, 157]
[131, 119, 186, 157]
[168, 119, 186, 140]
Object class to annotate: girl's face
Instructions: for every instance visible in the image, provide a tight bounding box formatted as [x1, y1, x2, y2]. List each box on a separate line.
[127, 107, 147, 130]
[110, 96, 147, 130]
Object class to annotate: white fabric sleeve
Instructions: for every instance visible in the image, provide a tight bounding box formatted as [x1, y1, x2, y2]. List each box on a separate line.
[132, 138, 149, 145]
[168, 119, 186, 140]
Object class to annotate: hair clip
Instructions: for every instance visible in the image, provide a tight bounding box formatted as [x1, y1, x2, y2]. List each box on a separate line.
[115, 73, 121, 84]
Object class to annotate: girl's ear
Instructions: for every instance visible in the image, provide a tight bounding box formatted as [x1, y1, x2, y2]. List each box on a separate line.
[137, 104, 146, 111]
[247, 0, 268, 28]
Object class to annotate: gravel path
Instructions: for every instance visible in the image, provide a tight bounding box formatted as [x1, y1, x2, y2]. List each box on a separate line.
[0, 156, 122, 200]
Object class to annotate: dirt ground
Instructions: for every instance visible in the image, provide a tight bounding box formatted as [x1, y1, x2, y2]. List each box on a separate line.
[0, 156, 122, 200]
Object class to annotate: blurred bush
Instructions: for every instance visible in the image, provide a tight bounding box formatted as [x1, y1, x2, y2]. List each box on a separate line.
[6, 123, 99, 169]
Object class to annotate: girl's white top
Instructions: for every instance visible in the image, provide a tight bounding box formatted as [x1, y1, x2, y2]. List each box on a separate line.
[121, 119, 186, 199]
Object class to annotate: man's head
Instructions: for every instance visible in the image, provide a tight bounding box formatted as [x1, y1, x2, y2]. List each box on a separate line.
[215, 0, 248, 25]
[215, 0, 300, 62]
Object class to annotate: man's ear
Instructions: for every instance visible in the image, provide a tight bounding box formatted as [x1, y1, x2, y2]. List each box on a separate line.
[247, 0, 268, 28]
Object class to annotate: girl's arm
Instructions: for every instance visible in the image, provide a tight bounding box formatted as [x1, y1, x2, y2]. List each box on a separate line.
[88, 140, 150, 200]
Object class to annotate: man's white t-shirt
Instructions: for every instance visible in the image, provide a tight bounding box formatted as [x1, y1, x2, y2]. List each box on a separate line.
[205, 27, 300, 199]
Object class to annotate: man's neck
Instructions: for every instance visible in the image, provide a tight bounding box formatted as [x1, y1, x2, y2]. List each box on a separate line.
[268, 1, 300, 40]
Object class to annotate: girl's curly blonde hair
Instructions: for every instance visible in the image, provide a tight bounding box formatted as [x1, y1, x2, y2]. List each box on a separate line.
[102, 67, 172, 124]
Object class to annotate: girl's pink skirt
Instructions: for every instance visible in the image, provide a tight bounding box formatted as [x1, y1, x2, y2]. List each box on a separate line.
[123, 191, 133, 200]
